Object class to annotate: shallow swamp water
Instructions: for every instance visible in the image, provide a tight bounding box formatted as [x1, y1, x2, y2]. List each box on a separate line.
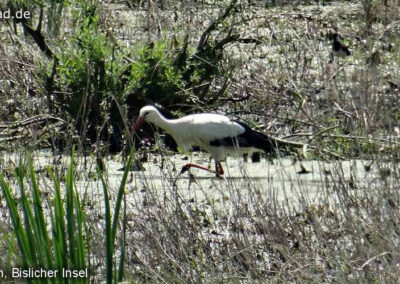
[1, 149, 395, 213]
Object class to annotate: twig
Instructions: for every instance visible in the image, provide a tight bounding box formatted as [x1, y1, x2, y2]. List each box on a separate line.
[307, 125, 339, 143]
[284, 132, 400, 145]
[197, 0, 238, 50]
[307, 145, 345, 160]
[326, 134, 400, 145]
[270, 135, 345, 160]
[360, 252, 391, 269]
[0, 114, 65, 129]
[333, 102, 353, 117]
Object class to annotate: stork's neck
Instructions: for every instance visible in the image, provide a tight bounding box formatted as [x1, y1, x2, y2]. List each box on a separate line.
[153, 112, 177, 133]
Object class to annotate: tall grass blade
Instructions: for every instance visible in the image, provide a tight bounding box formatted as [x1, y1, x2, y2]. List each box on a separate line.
[27, 153, 53, 268]
[14, 162, 38, 266]
[97, 164, 113, 283]
[66, 148, 77, 267]
[0, 173, 33, 267]
[98, 147, 134, 283]
[111, 148, 134, 243]
[49, 169, 67, 277]
[65, 148, 87, 280]
[117, 193, 127, 282]
[74, 191, 87, 273]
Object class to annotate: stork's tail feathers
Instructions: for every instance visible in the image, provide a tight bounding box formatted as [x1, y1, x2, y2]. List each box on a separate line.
[232, 121, 279, 154]
[209, 120, 294, 156]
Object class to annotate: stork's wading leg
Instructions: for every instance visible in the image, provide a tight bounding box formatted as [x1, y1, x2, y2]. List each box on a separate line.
[180, 163, 214, 174]
[180, 163, 224, 177]
[215, 162, 224, 177]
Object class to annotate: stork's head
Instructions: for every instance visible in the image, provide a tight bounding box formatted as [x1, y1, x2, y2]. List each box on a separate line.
[130, 105, 161, 135]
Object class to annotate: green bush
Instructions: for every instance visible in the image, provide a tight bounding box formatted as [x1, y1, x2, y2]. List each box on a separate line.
[43, 1, 237, 152]
[55, 3, 127, 149]
[127, 40, 186, 107]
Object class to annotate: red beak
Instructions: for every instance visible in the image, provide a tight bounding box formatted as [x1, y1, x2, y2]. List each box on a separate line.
[130, 117, 145, 135]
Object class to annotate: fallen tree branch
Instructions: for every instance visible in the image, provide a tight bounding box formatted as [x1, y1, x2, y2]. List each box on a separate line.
[268, 135, 346, 160]
[0, 114, 66, 148]
[0, 114, 65, 130]
[197, 0, 238, 51]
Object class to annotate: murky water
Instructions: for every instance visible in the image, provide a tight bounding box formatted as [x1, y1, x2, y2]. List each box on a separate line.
[1, 150, 392, 214]
[126, 153, 393, 207]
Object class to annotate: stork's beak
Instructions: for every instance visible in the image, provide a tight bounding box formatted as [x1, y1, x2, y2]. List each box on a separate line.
[130, 117, 145, 135]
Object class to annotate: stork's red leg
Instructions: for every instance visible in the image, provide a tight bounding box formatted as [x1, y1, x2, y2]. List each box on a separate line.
[217, 162, 224, 176]
[214, 162, 224, 177]
[180, 163, 216, 174]
[180, 163, 224, 176]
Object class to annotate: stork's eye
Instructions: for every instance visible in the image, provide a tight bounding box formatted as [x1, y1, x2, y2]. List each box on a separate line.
[144, 112, 150, 116]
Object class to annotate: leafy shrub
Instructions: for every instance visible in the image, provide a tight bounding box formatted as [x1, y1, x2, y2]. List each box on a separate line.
[54, 2, 127, 152]
[126, 40, 186, 108]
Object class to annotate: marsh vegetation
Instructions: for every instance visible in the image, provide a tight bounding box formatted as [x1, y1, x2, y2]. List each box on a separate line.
[0, 0, 400, 282]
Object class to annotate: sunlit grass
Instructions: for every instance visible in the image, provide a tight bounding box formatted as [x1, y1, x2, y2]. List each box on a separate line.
[98, 148, 134, 283]
[0, 151, 88, 283]
[0, 148, 137, 283]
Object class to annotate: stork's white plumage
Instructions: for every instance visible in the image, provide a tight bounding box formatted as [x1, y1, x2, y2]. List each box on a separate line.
[131, 105, 276, 176]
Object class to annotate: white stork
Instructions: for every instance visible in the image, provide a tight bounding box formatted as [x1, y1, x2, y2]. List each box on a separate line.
[131, 105, 277, 176]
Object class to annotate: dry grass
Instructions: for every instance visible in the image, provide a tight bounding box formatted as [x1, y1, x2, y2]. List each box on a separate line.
[112, 150, 400, 283]
[0, 0, 400, 283]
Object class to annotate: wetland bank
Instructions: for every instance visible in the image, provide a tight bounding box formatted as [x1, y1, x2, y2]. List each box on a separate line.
[1, 0, 400, 282]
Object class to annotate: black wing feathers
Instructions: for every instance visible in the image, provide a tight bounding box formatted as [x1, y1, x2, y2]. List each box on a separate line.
[209, 121, 276, 154]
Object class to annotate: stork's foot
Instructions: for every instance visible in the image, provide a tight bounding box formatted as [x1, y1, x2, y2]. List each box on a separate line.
[188, 173, 196, 182]
[215, 173, 223, 179]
